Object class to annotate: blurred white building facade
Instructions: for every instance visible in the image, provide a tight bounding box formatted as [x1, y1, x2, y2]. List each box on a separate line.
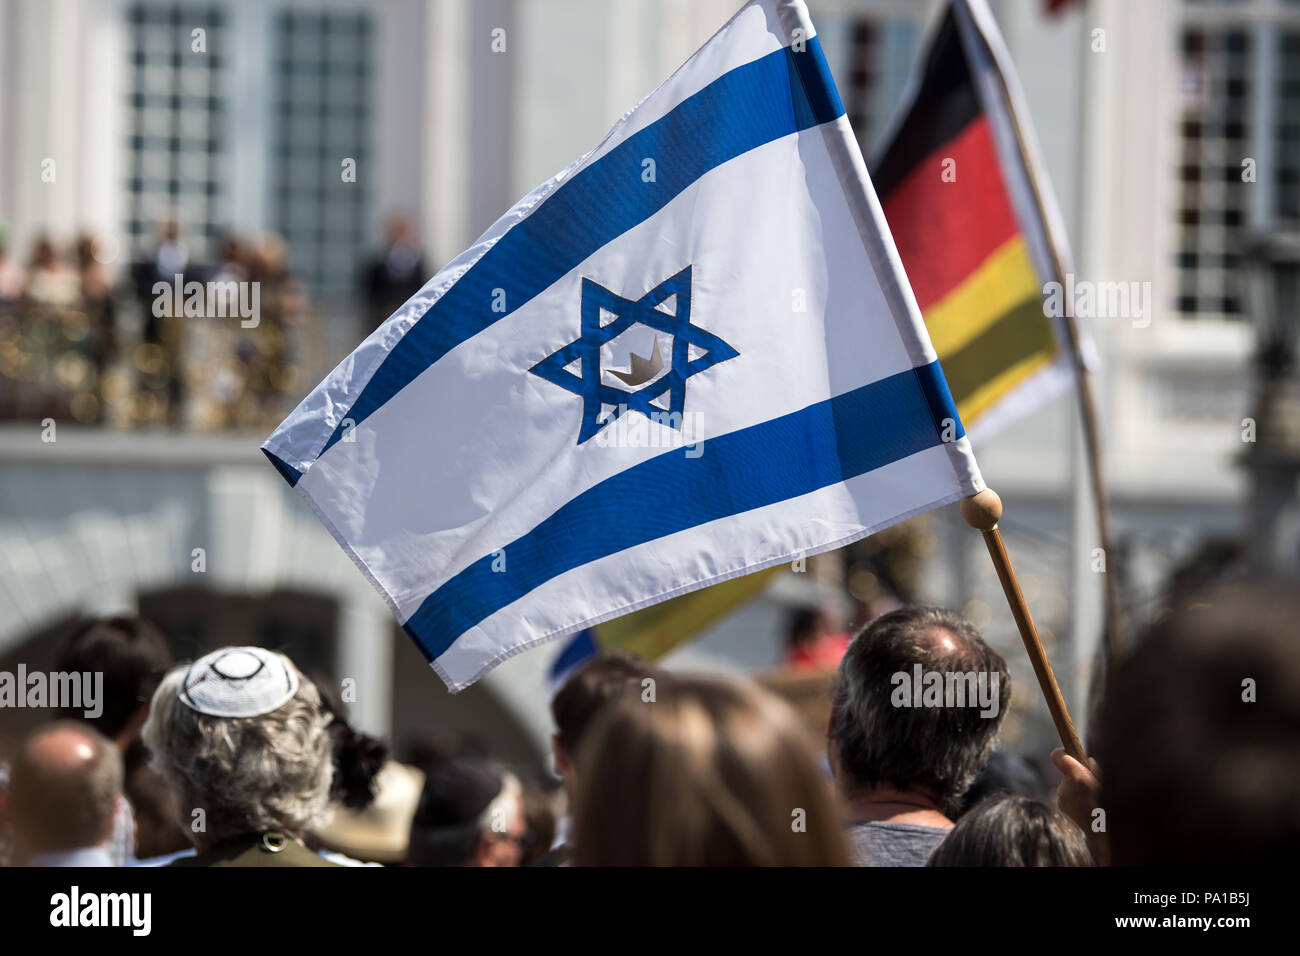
[0, 0, 1289, 760]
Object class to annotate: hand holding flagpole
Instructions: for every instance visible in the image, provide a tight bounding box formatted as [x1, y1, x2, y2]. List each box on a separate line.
[961, 488, 1087, 763]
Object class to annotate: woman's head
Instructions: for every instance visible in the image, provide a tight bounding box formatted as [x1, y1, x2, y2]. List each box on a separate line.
[142, 647, 333, 846]
[928, 794, 1093, 867]
[572, 675, 849, 866]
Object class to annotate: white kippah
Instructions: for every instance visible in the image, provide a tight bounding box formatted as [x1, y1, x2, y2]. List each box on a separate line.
[178, 646, 300, 718]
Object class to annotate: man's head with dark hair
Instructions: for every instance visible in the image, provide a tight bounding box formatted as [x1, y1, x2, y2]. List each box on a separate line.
[830, 606, 1010, 817]
[958, 751, 1047, 817]
[550, 651, 662, 790]
[8, 721, 123, 859]
[1100, 578, 1300, 865]
[309, 672, 391, 812]
[54, 616, 173, 744]
[406, 759, 524, 867]
[928, 794, 1092, 867]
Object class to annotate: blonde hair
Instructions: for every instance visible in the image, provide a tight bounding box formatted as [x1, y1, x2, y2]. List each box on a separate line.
[572, 675, 850, 866]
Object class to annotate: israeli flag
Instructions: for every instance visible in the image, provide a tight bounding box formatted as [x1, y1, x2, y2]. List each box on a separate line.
[263, 0, 984, 691]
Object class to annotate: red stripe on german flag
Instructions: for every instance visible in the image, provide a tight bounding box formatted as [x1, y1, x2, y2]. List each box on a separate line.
[882, 117, 1019, 312]
[872, 8, 1059, 426]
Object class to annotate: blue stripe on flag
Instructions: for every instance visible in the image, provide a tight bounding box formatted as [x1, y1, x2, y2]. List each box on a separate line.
[262, 448, 303, 486]
[315, 38, 845, 462]
[403, 360, 962, 661]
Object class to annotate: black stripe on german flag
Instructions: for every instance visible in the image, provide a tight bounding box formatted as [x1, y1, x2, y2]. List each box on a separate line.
[871, 7, 1059, 426]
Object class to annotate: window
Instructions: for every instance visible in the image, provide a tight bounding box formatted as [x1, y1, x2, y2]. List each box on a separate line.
[125, 3, 227, 258]
[271, 9, 373, 301]
[1176, 0, 1300, 321]
[843, 15, 922, 157]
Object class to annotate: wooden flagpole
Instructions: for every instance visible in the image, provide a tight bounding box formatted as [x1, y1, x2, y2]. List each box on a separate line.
[961, 488, 1087, 763]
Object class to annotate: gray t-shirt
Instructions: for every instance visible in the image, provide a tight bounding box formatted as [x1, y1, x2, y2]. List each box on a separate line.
[847, 821, 949, 866]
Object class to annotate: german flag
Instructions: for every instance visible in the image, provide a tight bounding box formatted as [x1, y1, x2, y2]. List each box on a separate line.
[872, 0, 1074, 433]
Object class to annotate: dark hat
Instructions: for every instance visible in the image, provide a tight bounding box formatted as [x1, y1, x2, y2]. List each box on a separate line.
[412, 759, 503, 829]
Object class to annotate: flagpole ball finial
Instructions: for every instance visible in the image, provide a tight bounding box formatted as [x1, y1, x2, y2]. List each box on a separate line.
[961, 488, 1003, 531]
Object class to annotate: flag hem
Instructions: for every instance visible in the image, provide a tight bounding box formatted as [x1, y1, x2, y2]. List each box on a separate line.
[429, 478, 980, 693]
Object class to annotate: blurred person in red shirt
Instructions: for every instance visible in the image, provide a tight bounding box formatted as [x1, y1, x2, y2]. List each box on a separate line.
[784, 607, 850, 670]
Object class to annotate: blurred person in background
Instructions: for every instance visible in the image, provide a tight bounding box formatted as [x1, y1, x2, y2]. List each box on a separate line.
[546, 650, 664, 862]
[830, 606, 1010, 866]
[0, 236, 26, 313]
[1055, 577, 1300, 866]
[313, 761, 424, 866]
[193, 233, 250, 426]
[519, 775, 559, 866]
[305, 673, 397, 866]
[571, 675, 851, 866]
[142, 646, 339, 867]
[244, 233, 307, 424]
[310, 671, 390, 816]
[361, 212, 426, 334]
[406, 758, 526, 867]
[7, 722, 123, 867]
[957, 751, 1047, 817]
[131, 218, 190, 423]
[784, 606, 850, 670]
[23, 236, 78, 311]
[55, 615, 181, 864]
[928, 794, 1092, 867]
[74, 234, 119, 422]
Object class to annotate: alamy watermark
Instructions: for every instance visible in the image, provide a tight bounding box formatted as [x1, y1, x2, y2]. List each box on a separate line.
[152, 273, 260, 328]
[0, 665, 102, 718]
[591, 408, 706, 458]
[890, 664, 1000, 718]
[1043, 273, 1152, 329]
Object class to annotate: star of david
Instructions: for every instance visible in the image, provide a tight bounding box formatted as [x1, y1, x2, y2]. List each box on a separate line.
[530, 266, 738, 444]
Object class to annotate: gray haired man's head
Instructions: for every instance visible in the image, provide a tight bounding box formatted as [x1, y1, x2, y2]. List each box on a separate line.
[830, 606, 1010, 815]
[141, 647, 333, 845]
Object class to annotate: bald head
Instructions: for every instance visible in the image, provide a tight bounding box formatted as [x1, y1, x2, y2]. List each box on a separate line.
[8, 721, 122, 856]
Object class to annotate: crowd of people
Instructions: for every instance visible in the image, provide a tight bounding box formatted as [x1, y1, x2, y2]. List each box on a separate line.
[0, 223, 317, 431]
[0, 575, 1295, 867]
[0, 213, 431, 432]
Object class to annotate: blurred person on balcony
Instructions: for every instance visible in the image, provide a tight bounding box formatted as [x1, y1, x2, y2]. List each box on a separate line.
[75, 234, 119, 418]
[361, 212, 425, 334]
[23, 235, 78, 311]
[130, 218, 191, 423]
[245, 233, 307, 425]
[0, 235, 25, 314]
[830, 606, 1010, 865]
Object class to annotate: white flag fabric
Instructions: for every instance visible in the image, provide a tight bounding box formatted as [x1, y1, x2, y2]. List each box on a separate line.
[263, 0, 984, 691]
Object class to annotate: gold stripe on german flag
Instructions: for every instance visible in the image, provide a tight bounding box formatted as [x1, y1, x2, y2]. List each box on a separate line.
[872, 7, 1060, 428]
